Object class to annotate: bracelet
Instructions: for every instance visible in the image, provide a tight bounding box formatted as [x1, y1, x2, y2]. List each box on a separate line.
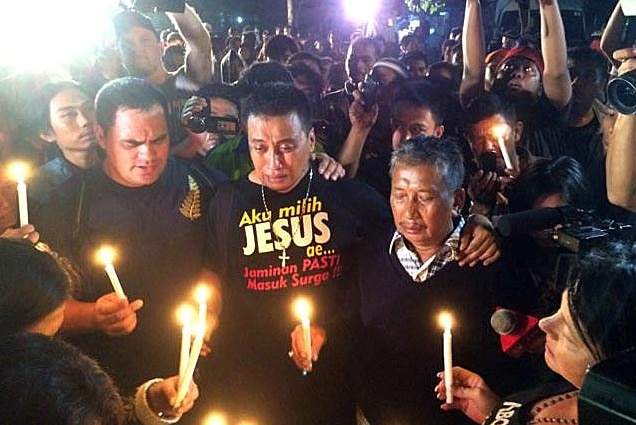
[134, 378, 182, 425]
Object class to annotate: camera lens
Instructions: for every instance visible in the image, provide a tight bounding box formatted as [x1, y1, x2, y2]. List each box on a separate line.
[187, 115, 207, 133]
[607, 70, 636, 115]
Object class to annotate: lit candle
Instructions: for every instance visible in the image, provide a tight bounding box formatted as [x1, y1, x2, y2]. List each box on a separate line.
[492, 125, 513, 170]
[439, 311, 454, 404]
[203, 411, 228, 425]
[8, 162, 29, 227]
[294, 297, 312, 374]
[174, 320, 205, 407]
[96, 246, 126, 299]
[194, 284, 210, 330]
[174, 285, 210, 407]
[176, 304, 195, 387]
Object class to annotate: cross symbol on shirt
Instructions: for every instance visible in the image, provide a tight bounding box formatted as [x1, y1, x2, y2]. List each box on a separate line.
[279, 249, 290, 268]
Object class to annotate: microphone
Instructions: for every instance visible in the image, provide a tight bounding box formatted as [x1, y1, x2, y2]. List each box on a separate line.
[492, 206, 582, 237]
[490, 308, 545, 358]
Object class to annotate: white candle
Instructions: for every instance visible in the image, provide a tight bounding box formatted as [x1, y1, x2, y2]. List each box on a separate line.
[195, 285, 210, 331]
[175, 320, 205, 407]
[294, 298, 312, 374]
[8, 162, 29, 226]
[177, 305, 195, 387]
[439, 312, 454, 404]
[97, 246, 126, 299]
[493, 125, 513, 170]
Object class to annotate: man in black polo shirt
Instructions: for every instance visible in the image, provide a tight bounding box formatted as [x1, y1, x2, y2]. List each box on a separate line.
[33, 77, 224, 396]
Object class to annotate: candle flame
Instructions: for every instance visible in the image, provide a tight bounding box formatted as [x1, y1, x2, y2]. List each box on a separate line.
[491, 124, 507, 140]
[203, 411, 228, 425]
[7, 161, 29, 183]
[438, 311, 453, 330]
[96, 245, 117, 265]
[294, 297, 312, 320]
[176, 304, 195, 326]
[194, 284, 211, 303]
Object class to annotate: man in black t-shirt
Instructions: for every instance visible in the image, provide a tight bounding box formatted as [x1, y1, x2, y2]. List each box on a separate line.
[32, 78, 224, 399]
[206, 83, 391, 425]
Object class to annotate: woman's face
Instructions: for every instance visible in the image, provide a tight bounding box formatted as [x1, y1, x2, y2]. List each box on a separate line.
[538, 291, 595, 388]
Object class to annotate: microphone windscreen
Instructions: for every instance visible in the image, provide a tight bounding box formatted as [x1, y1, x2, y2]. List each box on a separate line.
[490, 309, 519, 335]
[493, 208, 564, 237]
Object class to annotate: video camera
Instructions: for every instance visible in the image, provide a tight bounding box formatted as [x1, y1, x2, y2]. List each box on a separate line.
[493, 207, 633, 252]
[186, 101, 240, 136]
[606, 17, 636, 115]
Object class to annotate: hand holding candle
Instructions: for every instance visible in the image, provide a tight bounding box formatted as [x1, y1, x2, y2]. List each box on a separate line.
[492, 125, 513, 171]
[293, 297, 313, 374]
[439, 311, 454, 404]
[96, 245, 126, 299]
[8, 161, 29, 227]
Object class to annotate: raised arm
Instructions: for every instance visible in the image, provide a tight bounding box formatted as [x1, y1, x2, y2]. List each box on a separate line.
[600, 0, 628, 70]
[538, 0, 571, 111]
[459, 0, 485, 107]
[167, 3, 212, 85]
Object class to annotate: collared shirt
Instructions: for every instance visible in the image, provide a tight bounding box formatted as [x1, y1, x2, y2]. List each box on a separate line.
[389, 217, 465, 283]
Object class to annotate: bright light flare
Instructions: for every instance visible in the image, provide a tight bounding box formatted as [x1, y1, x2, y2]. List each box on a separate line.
[294, 298, 312, 320]
[344, 0, 380, 23]
[491, 124, 508, 140]
[203, 412, 228, 425]
[96, 245, 117, 266]
[7, 161, 29, 183]
[1, 0, 120, 73]
[194, 284, 211, 304]
[176, 304, 195, 326]
[438, 312, 453, 330]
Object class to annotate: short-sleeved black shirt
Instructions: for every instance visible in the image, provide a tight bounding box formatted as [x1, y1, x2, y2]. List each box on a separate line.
[205, 163, 390, 424]
[33, 158, 224, 393]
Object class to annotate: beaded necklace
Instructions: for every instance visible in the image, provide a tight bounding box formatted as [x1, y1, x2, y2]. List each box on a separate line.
[260, 167, 314, 267]
[527, 390, 579, 424]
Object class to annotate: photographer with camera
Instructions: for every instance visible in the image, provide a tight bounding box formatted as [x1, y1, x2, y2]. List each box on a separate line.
[602, 0, 636, 214]
[113, 1, 212, 154]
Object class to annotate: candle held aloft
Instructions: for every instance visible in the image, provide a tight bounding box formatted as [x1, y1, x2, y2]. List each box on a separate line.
[439, 311, 454, 404]
[8, 162, 29, 226]
[492, 125, 513, 170]
[96, 246, 126, 299]
[294, 298, 312, 374]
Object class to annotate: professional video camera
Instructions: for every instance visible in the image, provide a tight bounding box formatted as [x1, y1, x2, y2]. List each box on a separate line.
[606, 16, 636, 115]
[493, 207, 633, 252]
[186, 103, 240, 136]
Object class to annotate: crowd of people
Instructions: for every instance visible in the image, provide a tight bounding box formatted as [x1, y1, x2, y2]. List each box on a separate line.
[1, 0, 636, 424]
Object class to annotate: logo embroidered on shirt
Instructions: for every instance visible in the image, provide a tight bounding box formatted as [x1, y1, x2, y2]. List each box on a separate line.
[179, 175, 201, 220]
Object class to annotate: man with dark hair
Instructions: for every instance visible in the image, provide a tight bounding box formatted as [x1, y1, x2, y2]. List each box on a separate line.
[463, 92, 527, 217]
[33, 77, 224, 396]
[28, 81, 100, 205]
[205, 82, 391, 424]
[403, 50, 429, 78]
[113, 4, 212, 152]
[564, 46, 615, 216]
[264, 34, 299, 64]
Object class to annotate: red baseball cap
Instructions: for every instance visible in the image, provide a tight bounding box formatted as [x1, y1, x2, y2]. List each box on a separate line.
[497, 46, 544, 75]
